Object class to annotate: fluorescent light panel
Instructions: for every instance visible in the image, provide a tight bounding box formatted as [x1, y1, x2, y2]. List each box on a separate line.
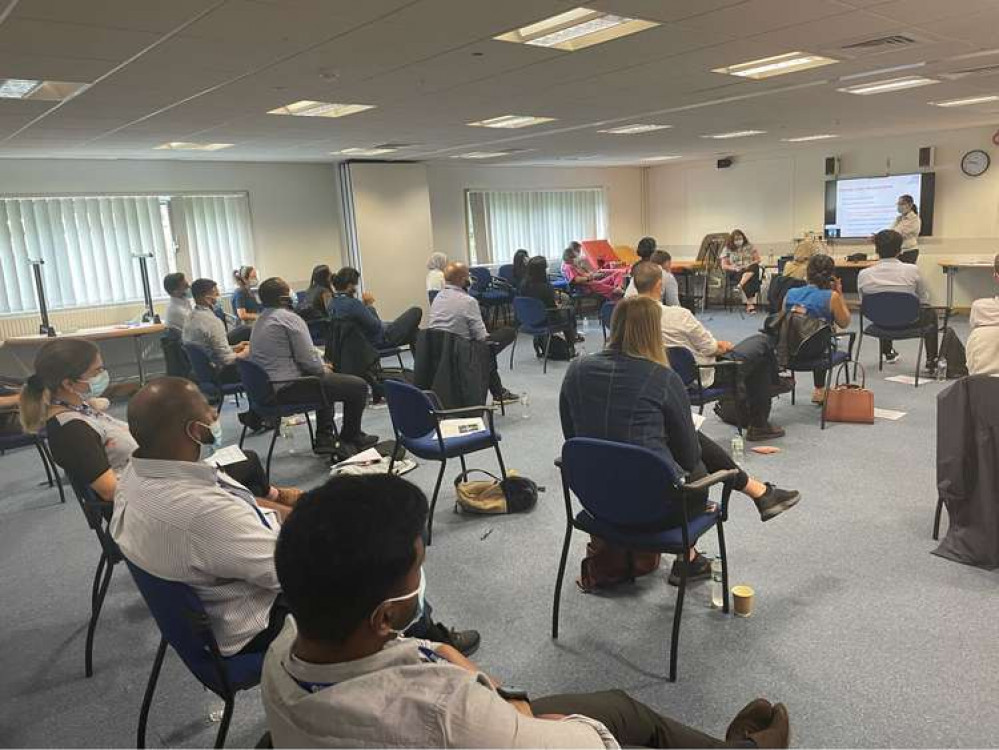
[781, 134, 838, 142]
[268, 100, 375, 118]
[643, 155, 682, 161]
[452, 151, 512, 159]
[0, 78, 88, 100]
[494, 7, 659, 52]
[155, 142, 233, 151]
[712, 51, 838, 80]
[597, 123, 671, 134]
[333, 147, 396, 156]
[467, 114, 555, 129]
[702, 130, 766, 139]
[837, 76, 939, 95]
[930, 94, 999, 107]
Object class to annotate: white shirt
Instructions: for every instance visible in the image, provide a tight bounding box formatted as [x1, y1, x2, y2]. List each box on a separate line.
[165, 295, 193, 332]
[658, 303, 719, 386]
[111, 457, 280, 655]
[967, 327, 999, 376]
[891, 212, 921, 251]
[970, 296, 999, 329]
[624, 269, 680, 307]
[426, 268, 445, 292]
[857, 258, 928, 304]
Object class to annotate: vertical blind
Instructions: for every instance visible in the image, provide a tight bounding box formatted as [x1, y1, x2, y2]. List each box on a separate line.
[466, 188, 608, 265]
[0, 192, 254, 315]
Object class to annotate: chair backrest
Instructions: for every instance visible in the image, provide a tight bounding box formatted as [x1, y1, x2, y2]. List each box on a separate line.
[469, 266, 492, 293]
[861, 291, 921, 329]
[561, 438, 686, 527]
[666, 346, 698, 388]
[295, 290, 307, 308]
[235, 359, 276, 409]
[383, 379, 438, 439]
[428, 289, 439, 305]
[513, 296, 548, 328]
[124, 559, 254, 693]
[68, 473, 119, 557]
[160, 331, 192, 378]
[497, 264, 515, 284]
[183, 342, 218, 384]
[306, 318, 329, 346]
[599, 300, 616, 334]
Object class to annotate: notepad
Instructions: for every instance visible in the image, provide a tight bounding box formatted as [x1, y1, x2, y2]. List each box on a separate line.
[440, 418, 487, 439]
[206, 445, 247, 467]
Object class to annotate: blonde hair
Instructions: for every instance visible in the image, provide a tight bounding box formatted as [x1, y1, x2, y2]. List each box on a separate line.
[793, 238, 823, 263]
[19, 338, 99, 433]
[607, 296, 668, 367]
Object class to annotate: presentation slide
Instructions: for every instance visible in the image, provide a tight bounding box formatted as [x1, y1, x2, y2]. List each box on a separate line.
[828, 173, 921, 238]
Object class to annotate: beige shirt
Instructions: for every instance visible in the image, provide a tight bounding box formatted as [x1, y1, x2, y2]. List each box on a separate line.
[967, 327, 999, 376]
[891, 212, 921, 251]
[970, 296, 999, 330]
[659, 304, 719, 386]
[261, 618, 618, 748]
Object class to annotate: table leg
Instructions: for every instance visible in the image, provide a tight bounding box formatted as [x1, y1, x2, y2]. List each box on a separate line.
[134, 335, 146, 385]
[945, 266, 955, 312]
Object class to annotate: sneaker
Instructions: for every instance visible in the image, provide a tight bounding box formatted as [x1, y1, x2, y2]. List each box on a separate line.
[726, 699, 775, 742]
[756, 484, 801, 522]
[667, 552, 712, 587]
[747, 702, 790, 749]
[884, 350, 901, 365]
[313, 433, 340, 456]
[431, 622, 481, 657]
[494, 389, 521, 406]
[746, 424, 786, 442]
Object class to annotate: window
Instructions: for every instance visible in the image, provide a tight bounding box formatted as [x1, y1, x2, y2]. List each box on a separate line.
[0, 192, 254, 315]
[465, 187, 607, 265]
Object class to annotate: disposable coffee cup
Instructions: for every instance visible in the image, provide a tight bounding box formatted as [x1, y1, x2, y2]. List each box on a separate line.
[731, 585, 755, 617]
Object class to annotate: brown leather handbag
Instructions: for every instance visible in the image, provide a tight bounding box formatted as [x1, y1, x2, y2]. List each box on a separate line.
[824, 362, 874, 424]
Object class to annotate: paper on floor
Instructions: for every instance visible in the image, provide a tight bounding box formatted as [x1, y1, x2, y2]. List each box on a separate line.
[884, 375, 920, 385]
[874, 407, 907, 420]
[691, 411, 706, 432]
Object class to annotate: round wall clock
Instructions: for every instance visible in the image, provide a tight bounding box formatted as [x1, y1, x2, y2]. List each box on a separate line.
[961, 149, 990, 177]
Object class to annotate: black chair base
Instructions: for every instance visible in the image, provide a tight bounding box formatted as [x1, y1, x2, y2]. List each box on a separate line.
[86, 550, 117, 677]
[933, 497, 945, 540]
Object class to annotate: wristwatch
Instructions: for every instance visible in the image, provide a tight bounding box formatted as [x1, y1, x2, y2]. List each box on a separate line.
[496, 685, 530, 702]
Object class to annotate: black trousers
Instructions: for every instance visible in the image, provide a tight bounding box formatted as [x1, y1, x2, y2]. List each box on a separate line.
[531, 691, 751, 748]
[730, 264, 761, 301]
[227, 325, 252, 345]
[878, 307, 939, 362]
[379, 307, 423, 349]
[486, 327, 517, 396]
[274, 372, 368, 440]
[723, 333, 779, 427]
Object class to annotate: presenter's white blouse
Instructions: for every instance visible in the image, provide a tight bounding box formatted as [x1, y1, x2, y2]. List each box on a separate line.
[891, 212, 921, 251]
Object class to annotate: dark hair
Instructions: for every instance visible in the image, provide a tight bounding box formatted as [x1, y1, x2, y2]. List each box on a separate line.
[512, 250, 530, 280]
[636, 237, 657, 260]
[725, 229, 750, 250]
[310, 264, 332, 290]
[332, 267, 361, 292]
[899, 194, 918, 215]
[632, 260, 663, 294]
[275, 474, 429, 643]
[258, 277, 289, 307]
[526, 255, 548, 284]
[650, 249, 671, 266]
[806, 253, 836, 289]
[21, 338, 99, 432]
[232, 265, 256, 290]
[190, 278, 217, 302]
[874, 229, 903, 259]
[163, 272, 186, 296]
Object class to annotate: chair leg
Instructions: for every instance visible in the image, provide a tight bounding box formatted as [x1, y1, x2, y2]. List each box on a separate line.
[509, 334, 517, 370]
[304, 411, 316, 445]
[43, 442, 66, 503]
[238, 425, 247, 449]
[265, 428, 279, 480]
[933, 497, 944, 540]
[790, 374, 796, 406]
[214, 696, 236, 749]
[396, 352, 405, 370]
[137, 638, 168, 749]
[542, 333, 552, 374]
[717, 520, 730, 614]
[820, 364, 835, 430]
[493, 443, 508, 478]
[34, 440, 54, 487]
[427, 460, 447, 546]
[669, 553, 688, 682]
[458, 454, 468, 478]
[86, 553, 114, 678]
[914, 337, 924, 388]
[552, 523, 573, 639]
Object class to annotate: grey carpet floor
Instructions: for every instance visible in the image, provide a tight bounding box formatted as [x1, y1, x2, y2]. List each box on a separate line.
[1, 310, 996, 748]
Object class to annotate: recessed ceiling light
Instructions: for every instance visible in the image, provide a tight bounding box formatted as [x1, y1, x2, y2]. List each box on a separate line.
[643, 155, 682, 161]
[930, 94, 999, 107]
[0, 78, 89, 100]
[781, 134, 839, 142]
[837, 76, 939, 95]
[494, 7, 659, 52]
[452, 151, 512, 159]
[712, 52, 838, 80]
[333, 147, 396, 156]
[597, 123, 672, 135]
[268, 100, 375, 118]
[154, 142, 234, 151]
[467, 114, 556, 129]
[701, 130, 766, 139]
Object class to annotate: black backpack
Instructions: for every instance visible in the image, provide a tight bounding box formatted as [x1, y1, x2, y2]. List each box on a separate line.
[533, 334, 574, 361]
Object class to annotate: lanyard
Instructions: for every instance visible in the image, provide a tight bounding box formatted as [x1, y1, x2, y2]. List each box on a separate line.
[52, 399, 101, 418]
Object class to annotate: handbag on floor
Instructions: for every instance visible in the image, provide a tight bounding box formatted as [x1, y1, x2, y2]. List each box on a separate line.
[578, 536, 661, 592]
[453, 469, 539, 514]
[824, 362, 874, 424]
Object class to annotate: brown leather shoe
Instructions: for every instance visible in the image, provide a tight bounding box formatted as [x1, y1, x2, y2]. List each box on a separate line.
[748, 702, 790, 749]
[726, 698, 774, 742]
[746, 424, 786, 441]
[275, 487, 303, 506]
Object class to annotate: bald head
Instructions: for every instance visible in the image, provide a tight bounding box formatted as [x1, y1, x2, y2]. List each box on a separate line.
[129, 376, 214, 457]
[444, 262, 470, 288]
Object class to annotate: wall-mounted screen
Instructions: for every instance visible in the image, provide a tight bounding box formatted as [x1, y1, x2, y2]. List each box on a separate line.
[824, 172, 935, 239]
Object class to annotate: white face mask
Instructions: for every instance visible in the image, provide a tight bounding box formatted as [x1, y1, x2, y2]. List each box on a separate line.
[897, 204, 909, 215]
[374, 567, 426, 636]
[734, 238, 744, 248]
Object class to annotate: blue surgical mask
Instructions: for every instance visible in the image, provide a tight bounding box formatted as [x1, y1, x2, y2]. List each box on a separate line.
[378, 568, 426, 636]
[188, 419, 223, 453]
[182, 289, 193, 299]
[82, 370, 110, 398]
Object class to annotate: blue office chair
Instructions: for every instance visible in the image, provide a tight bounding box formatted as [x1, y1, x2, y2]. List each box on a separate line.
[549, 273, 570, 292]
[183, 343, 243, 411]
[508, 296, 573, 374]
[858, 292, 940, 387]
[470, 266, 514, 327]
[785, 326, 856, 429]
[497, 264, 516, 285]
[125, 560, 264, 749]
[553, 438, 738, 682]
[295, 290, 308, 309]
[667, 347, 743, 433]
[0, 429, 65, 504]
[383, 379, 506, 545]
[306, 318, 329, 347]
[236, 359, 329, 477]
[67, 474, 119, 678]
[599, 299, 616, 342]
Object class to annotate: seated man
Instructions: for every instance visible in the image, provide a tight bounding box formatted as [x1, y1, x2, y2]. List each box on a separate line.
[967, 253, 999, 375]
[857, 229, 939, 371]
[163, 272, 193, 333]
[632, 262, 786, 441]
[251, 277, 377, 455]
[112, 378, 479, 658]
[327, 266, 422, 349]
[183, 277, 251, 381]
[262, 473, 791, 748]
[428, 262, 519, 405]
[625, 247, 680, 306]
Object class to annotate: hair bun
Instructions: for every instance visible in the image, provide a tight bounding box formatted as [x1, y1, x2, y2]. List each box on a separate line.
[25, 373, 45, 392]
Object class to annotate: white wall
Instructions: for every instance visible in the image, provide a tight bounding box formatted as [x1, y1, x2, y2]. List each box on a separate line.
[426, 164, 645, 262]
[647, 125, 999, 307]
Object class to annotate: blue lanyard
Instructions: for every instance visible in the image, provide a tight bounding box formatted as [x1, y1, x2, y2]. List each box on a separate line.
[214, 470, 271, 530]
[52, 399, 100, 418]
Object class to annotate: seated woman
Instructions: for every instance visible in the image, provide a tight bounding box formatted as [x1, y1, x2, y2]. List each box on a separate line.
[301, 264, 334, 320]
[559, 296, 801, 590]
[19, 338, 299, 518]
[511, 248, 530, 290]
[782, 238, 821, 281]
[425, 252, 447, 294]
[231, 265, 262, 324]
[783, 253, 851, 404]
[561, 244, 625, 300]
[720, 229, 762, 313]
[519, 255, 582, 348]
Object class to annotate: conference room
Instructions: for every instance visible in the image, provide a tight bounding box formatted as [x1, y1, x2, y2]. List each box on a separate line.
[3, 0, 999, 747]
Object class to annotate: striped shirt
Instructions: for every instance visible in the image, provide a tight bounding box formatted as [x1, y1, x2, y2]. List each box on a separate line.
[110, 457, 280, 655]
[183, 305, 235, 367]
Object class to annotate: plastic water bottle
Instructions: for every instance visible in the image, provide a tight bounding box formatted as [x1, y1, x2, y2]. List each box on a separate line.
[731, 434, 745, 463]
[281, 417, 298, 455]
[520, 392, 531, 420]
[711, 557, 724, 608]
[936, 358, 947, 383]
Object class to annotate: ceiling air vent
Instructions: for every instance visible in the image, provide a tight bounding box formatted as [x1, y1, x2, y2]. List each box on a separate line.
[829, 31, 933, 60]
[841, 34, 919, 51]
[940, 64, 999, 80]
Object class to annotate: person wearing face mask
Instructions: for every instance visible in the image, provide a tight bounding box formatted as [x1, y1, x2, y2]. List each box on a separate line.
[184, 278, 253, 377]
[20, 341, 299, 516]
[890, 194, 921, 265]
[328, 266, 423, 349]
[262, 473, 791, 748]
[232, 265, 262, 324]
[163, 272, 194, 333]
[719, 229, 762, 313]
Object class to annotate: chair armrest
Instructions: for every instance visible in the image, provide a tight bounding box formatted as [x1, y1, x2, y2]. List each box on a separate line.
[696, 360, 743, 371]
[422, 390, 444, 410]
[269, 376, 322, 387]
[683, 468, 740, 492]
[432, 405, 494, 418]
[833, 330, 857, 355]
